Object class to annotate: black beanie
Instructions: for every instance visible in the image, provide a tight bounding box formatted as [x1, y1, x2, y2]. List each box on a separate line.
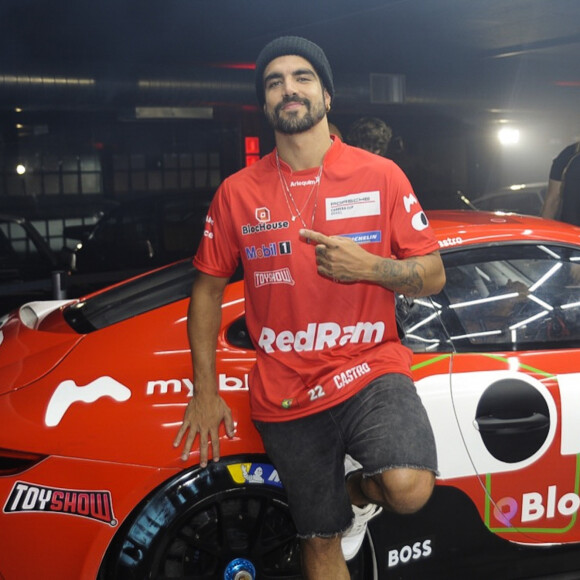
[255, 36, 334, 108]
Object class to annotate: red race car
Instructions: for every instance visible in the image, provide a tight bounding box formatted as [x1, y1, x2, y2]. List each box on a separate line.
[2, 210, 580, 579]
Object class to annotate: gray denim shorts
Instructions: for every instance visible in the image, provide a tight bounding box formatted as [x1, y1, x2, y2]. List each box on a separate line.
[253, 373, 438, 538]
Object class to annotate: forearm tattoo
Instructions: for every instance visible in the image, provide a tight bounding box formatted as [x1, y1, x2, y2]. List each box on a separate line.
[373, 257, 424, 295]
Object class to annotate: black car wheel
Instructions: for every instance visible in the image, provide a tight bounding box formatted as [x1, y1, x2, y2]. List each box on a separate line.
[99, 456, 376, 580]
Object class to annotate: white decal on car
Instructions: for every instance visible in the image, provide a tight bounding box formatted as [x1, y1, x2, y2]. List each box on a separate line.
[4, 481, 117, 526]
[45, 376, 131, 427]
[388, 539, 433, 568]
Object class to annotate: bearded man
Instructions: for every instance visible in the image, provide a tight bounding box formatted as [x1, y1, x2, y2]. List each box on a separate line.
[175, 36, 445, 579]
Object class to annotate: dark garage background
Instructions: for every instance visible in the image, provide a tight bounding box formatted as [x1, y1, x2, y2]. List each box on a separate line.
[0, 0, 579, 254]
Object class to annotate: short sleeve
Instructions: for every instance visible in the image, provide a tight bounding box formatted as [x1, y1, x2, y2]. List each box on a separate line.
[193, 183, 240, 278]
[387, 164, 440, 259]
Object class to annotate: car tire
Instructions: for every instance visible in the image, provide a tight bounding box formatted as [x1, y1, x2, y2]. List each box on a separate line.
[98, 455, 377, 580]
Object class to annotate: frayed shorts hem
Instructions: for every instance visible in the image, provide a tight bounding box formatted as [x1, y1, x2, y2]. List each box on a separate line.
[296, 530, 345, 540]
[363, 463, 440, 478]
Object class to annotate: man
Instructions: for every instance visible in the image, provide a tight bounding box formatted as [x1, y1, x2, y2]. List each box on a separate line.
[346, 116, 393, 156]
[174, 36, 445, 579]
[541, 141, 580, 225]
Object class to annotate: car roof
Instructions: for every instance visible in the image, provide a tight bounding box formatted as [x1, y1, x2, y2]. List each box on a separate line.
[427, 209, 580, 249]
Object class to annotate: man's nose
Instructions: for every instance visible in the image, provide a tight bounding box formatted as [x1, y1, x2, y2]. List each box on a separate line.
[282, 77, 299, 96]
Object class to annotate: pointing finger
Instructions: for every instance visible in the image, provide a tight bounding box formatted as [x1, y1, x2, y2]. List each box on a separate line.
[300, 229, 333, 246]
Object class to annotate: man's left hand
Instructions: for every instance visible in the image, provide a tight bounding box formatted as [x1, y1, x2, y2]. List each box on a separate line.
[300, 228, 374, 283]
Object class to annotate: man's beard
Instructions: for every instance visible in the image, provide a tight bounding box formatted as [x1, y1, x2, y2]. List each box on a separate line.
[265, 95, 326, 135]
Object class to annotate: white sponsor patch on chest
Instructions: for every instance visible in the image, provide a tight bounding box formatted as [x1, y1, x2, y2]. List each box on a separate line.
[325, 191, 381, 221]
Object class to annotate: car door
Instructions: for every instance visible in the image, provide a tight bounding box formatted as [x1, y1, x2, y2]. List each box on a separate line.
[428, 243, 580, 545]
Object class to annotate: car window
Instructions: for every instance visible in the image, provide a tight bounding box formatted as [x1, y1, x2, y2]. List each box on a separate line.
[64, 259, 196, 332]
[397, 295, 454, 353]
[408, 243, 580, 352]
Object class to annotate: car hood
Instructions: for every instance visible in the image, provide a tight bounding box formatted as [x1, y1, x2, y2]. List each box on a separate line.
[0, 301, 82, 395]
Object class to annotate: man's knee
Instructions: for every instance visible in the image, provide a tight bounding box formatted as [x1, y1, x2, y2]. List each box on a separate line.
[373, 468, 435, 514]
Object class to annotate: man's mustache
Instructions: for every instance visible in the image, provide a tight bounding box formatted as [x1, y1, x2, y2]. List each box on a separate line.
[275, 96, 310, 114]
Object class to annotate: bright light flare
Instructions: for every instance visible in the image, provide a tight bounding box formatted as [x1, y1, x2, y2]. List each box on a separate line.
[497, 127, 520, 146]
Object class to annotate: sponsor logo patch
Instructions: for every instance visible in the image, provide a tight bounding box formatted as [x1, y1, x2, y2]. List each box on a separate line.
[342, 230, 382, 244]
[326, 191, 381, 221]
[254, 267, 295, 287]
[227, 463, 284, 488]
[245, 241, 291, 260]
[403, 193, 419, 213]
[411, 211, 429, 231]
[255, 207, 270, 222]
[258, 321, 385, 353]
[4, 481, 117, 526]
[241, 221, 290, 236]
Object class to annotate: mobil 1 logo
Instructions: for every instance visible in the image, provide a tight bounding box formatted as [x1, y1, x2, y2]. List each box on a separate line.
[245, 240, 292, 260]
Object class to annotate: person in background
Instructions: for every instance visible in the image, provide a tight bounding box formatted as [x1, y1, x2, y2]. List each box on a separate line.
[541, 141, 580, 225]
[346, 116, 393, 156]
[174, 35, 445, 579]
[328, 121, 343, 140]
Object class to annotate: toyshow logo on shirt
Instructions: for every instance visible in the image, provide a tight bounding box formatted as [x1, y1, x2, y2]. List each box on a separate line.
[245, 241, 292, 260]
[403, 193, 429, 232]
[326, 191, 381, 221]
[254, 267, 295, 287]
[342, 230, 382, 244]
[4, 481, 117, 526]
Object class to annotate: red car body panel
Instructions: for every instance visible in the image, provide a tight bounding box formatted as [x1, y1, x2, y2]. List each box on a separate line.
[2, 210, 580, 579]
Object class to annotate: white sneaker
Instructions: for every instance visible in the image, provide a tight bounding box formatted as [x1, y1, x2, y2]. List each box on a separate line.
[342, 455, 382, 561]
[341, 503, 383, 561]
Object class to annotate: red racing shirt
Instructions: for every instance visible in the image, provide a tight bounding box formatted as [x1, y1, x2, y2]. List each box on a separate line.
[194, 137, 440, 421]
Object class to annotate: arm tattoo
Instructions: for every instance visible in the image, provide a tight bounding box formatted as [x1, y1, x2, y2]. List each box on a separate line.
[374, 257, 424, 295]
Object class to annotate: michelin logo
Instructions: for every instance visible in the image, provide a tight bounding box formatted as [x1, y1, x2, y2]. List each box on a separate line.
[342, 231, 381, 244]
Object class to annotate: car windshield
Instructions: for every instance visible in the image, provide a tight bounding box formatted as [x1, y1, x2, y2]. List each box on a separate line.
[64, 259, 196, 332]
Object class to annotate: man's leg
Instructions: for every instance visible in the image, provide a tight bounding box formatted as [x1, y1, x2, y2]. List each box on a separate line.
[301, 536, 350, 580]
[338, 374, 438, 559]
[347, 466, 435, 514]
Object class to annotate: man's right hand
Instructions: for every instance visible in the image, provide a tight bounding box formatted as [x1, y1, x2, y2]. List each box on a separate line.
[173, 389, 235, 466]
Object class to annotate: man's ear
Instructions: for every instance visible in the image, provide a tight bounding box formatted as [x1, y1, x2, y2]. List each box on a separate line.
[324, 89, 332, 112]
